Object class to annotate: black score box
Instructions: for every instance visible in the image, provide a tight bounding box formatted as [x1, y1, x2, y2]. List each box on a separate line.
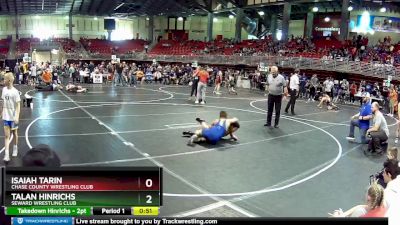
[92, 207, 132, 216]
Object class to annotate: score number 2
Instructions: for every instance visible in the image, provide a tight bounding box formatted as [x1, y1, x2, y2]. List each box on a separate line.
[146, 179, 152, 204]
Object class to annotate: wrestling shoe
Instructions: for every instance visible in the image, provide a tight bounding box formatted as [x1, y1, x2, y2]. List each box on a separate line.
[3, 152, 9, 162]
[182, 131, 194, 137]
[346, 136, 356, 142]
[196, 118, 205, 123]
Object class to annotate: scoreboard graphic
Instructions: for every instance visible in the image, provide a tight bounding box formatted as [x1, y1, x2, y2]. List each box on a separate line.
[2, 167, 162, 222]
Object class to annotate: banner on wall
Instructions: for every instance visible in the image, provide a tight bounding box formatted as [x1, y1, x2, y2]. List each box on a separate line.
[23, 57, 31, 63]
[354, 14, 400, 34]
[258, 62, 269, 72]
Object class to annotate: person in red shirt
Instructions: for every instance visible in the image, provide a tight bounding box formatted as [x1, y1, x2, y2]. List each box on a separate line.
[349, 81, 357, 104]
[195, 66, 209, 105]
[329, 182, 386, 217]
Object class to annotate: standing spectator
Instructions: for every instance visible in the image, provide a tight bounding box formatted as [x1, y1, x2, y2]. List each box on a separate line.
[213, 70, 222, 95]
[350, 81, 358, 104]
[307, 74, 318, 103]
[114, 62, 124, 86]
[324, 77, 334, 98]
[264, 66, 287, 128]
[285, 69, 300, 115]
[299, 73, 307, 98]
[389, 85, 397, 117]
[69, 64, 76, 83]
[13, 63, 20, 84]
[189, 67, 199, 101]
[195, 66, 209, 105]
[366, 102, 389, 154]
[30, 62, 37, 85]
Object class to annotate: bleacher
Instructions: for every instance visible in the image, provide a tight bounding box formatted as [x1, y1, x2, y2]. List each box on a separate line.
[0, 38, 10, 58]
[80, 38, 147, 56]
[16, 38, 40, 55]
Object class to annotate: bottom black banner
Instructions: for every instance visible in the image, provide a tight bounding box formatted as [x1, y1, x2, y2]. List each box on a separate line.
[0, 216, 389, 225]
[76, 218, 388, 225]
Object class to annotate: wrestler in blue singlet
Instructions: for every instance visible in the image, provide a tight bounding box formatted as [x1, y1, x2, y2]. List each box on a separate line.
[201, 120, 227, 145]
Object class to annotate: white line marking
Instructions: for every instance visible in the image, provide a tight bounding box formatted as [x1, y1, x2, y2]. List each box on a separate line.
[24, 118, 265, 138]
[25, 87, 174, 104]
[64, 122, 340, 166]
[25, 101, 342, 199]
[251, 99, 398, 127]
[19, 111, 218, 121]
[56, 89, 257, 217]
[0, 134, 13, 154]
[161, 102, 343, 197]
[165, 122, 198, 127]
[174, 144, 363, 217]
[123, 142, 134, 146]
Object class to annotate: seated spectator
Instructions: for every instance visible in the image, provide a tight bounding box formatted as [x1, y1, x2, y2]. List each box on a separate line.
[329, 182, 386, 217]
[371, 147, 398, 188]
[382, 159, 400, 223]
[41, 69, 52, 84]
[366, 102, 389, 155]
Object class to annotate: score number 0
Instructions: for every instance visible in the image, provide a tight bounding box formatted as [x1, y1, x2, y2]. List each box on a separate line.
[145, 179, 152, 204]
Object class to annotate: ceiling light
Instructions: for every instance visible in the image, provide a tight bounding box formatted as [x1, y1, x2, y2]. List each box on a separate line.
[146, 17, 149, 21]
[229, 15, 234, 19]
[258, 11, 265, 16]
[177, 17, 183, 21]
[213, 17, 218, 22]
[389, 19, 392, 23]
[380, 7, 386, 12]
[348, 6, 353, 11]
[312, 7, 318, 12]
[94, 17, 98, 20]
[324, 17, 330, 22]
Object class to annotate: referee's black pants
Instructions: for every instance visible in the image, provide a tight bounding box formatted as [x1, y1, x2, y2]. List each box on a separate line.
[266, 94, 283, 126]
[285, 89, 297, 114]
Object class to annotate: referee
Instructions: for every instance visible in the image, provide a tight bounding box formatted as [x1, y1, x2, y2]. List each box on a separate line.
[264, 66, 287, 128]
[285, 69, 300, 115]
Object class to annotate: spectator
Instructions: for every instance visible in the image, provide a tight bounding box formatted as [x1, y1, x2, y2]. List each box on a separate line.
[329, 182, 386, 217]
[22, 144, 61, 167]
[383, 159, 400, 223]
[195, 66, 209, 105]
[366, 102, 389, 155]
[346, 95, 372, 144]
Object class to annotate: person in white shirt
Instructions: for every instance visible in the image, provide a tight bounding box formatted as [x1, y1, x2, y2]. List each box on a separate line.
[324, 77, 334, 97]
[1, 73, 21, 162]
[382, 159, 400, 224]
[30, 63, 37, 85]
[285, 70, 300, 115]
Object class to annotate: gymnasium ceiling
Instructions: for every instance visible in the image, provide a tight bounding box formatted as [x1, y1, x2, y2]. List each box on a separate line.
[0, 0, 399, 18]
